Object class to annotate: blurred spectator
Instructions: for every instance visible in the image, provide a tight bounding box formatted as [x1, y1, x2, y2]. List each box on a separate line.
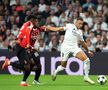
[59, 11, 67, 26]
[82, 0, 95, 11]
[65, 4, 73, 18]
[34, 34, 42, 49]
[38, 0, 46, 12]
[94, 24, 102, 36]
[88, 31, 97, 46]
[15, 0, 24, 12]
[50, 9, 59, 26]
[41, 5, 51, 20]
[93, 16, 108, 31]
[31, 4, 39, 15]
[0, 0, 107, 52]
[95, 34, 103, 52]
[0, 15, 5, 26]
[11, 24, 19, 36]
[82, 22, 90, 39]
[49, 34, 58, 52]
[73, 0, 81, 12]
[50, 0, 57, 11]
[1, 39, 10, 49]
[55, 4, 62, 17]
[38, 38, 49, 52]
[72, 11, 79, 23]
[58, 35, 64, 51]
[0, 24, 7, 40]
[102, 38, 108, 52]
[0, 35, 3, 48]
[86, 38, 95, 52]
[83, 11, 93, 28]
[97, 0, 103, 11]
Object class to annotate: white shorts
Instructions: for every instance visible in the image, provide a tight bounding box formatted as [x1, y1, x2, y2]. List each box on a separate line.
[60, 46, 82, 61]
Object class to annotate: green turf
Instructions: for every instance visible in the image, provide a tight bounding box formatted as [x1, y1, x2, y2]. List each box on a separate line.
[0, 75, 108, 90]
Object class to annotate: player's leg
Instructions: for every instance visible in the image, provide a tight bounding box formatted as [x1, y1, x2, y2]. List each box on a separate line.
[31, 53, 42, 85]
[2, 44, 30, 71]
[32, 64, 41, 85]
[20, 71, 31, 86]
[15, 44, 31, 86]
[2, 57, 29, 71]
[52, 51, 69, 81]
[75, 50, 95, 84]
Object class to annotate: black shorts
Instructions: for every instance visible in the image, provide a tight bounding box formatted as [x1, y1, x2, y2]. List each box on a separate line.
[28, 51, 41, 66]
[15, 44, 29, 66]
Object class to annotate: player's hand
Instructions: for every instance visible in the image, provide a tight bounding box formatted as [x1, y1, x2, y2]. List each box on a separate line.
[88, 51, 94, 57]
[32, 47, 39, 52]
[16, 39, 20, 44]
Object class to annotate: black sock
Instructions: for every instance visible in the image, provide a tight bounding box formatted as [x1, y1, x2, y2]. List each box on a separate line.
[10, 62, 25, 70]
[34, 68, 41, 81]
[22, 71, 31, 81]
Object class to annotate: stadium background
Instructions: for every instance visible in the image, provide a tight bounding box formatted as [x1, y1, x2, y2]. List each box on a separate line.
[0, 0, 108, 75]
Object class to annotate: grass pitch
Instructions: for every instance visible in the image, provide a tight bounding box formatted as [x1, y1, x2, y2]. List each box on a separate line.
[0, 75, 108, 90]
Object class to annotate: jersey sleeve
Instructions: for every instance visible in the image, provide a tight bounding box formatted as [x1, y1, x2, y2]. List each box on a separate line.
[17, 25, 25, 39]
[39, 26, 46, 31]
[64, 23, 72, 31]
[78, 30, 84, 41]
[63, 24, 68, 31]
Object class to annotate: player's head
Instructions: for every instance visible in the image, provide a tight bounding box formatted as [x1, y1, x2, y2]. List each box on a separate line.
[27, 14, 38, 26]
[75, 17, 84, 29]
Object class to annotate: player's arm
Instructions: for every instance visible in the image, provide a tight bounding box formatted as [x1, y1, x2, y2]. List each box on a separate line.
[45, 26, 66, 31]
[80, 41, 89, 52]
[80, 41, 93, 57]
[16, 29, 24, 44]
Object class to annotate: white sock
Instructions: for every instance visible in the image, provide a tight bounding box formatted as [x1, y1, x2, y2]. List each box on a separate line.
[84, 58, 90, 77]
[21, 81, 26, 84]
[54, 65, 65, 75]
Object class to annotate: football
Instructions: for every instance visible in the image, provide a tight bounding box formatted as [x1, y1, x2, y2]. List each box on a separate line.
[97, 75, 107, 85]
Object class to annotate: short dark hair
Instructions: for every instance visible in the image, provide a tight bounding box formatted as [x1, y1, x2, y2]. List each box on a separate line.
[27, 14, 37, 21]
[77, 17, 83, 21]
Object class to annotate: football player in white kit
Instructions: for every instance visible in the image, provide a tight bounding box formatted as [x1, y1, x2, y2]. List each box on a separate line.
[45, 17, 95, 84]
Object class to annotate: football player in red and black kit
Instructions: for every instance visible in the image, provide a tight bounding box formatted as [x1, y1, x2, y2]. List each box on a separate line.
[2, 15, 46, 86]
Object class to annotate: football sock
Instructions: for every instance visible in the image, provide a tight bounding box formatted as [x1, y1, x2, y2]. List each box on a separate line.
[22, 71, 31, 81]
[54, 65, 65, 75]
[34, 67, 41, 81]
[84, 58, 90, 77]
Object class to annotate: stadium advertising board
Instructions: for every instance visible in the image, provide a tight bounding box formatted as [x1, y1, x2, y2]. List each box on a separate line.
[0, 50, 108, 75]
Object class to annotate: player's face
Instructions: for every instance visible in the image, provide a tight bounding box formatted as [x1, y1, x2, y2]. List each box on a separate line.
[35, 19, 39, 27]
[76, 20, 83, 29]
[31, 18, 36, 26]
[31, 18, 39, 27]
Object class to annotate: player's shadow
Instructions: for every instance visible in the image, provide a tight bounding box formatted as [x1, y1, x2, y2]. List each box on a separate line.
[41, 83, 99, 86]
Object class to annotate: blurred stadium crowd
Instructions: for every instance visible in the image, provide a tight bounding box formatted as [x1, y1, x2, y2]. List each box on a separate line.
[0, 0, 108, 52]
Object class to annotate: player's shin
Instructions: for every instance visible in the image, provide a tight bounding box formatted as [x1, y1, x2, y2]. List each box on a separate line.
[22, 71, 31, 82]
[34, 66, 41, 81]
[83, 58, 95, 84]
[52, 65, 65, 81]
[84, 58, 90, 77]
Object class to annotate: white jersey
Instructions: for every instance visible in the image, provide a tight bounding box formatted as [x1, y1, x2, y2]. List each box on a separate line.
[62, 23, 84, 48]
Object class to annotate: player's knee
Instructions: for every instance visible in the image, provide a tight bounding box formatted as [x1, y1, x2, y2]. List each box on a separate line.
[29, 59, 35, 65]
[84, 58, 90, 63]
[24, 64, 30, 71]
[61, 61, 67, 67]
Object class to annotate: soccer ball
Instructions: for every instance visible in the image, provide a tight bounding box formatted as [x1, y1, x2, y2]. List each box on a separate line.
[97, 75, 107, 85]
